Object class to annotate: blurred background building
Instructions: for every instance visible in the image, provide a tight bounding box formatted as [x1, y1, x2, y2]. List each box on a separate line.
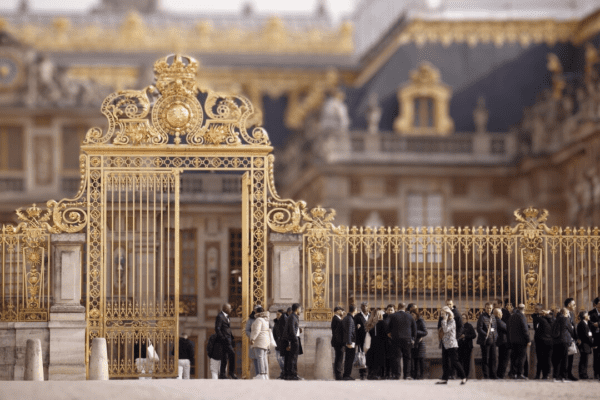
[1, 0, 600, 378]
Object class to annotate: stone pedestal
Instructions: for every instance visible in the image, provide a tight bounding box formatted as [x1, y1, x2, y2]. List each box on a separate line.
[49, 233, 86, 380]
[269, 233, 302, 309]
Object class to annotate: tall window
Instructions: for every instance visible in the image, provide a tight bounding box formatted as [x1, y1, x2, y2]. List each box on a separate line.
[62, 125, 87, 171]
[407, 193, 443, 262]
[228, 229, 242, 317]
[0, 126, 23, 171]
[413, 97, 434, 128]
[167, 228, 198, 316]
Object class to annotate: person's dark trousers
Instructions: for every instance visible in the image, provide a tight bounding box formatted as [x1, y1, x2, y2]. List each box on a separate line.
[534, 339, 543, 378]
[496, 344, 510, 378]
[333, 345, 344, 380]
[480, 343, 497, 379]
[535, 342, 552, 378]
[357, 345, 367, 379]
[412, 358, 424, 379]
[457, 345, 472, 378]
[285, 342, 299, 378]
[594, 347, 600, 378]
[440, 346, 455, 378]
[441, 348, 466, 380]
[391, 338, 412, 379]
[281, 348, 289, 378]
[343, 346, 356, 378]
[566, 354, 575, 378]
[579, 351, 590, 379]
[220, 344, 236, 377]
[509, 344, 527, 377]
[552, 344, 569, 380]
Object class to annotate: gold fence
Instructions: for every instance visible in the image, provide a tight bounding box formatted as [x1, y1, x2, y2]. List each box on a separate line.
[0, 206, 52, 322]
[302, 207, 600, 321]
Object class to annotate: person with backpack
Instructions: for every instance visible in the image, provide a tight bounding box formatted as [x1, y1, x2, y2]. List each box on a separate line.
[206, 333, 222, 379]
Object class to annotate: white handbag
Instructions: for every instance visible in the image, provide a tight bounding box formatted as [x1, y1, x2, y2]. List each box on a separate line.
[364, 333, 371, 353]
[567, 341, 578, 356]
[147, 339, 160, 363]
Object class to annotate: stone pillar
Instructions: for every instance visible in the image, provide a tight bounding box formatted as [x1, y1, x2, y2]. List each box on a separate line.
[14, 322, 49, 380]
[24, 339, 43, 381]
[313, 337, 333, 380]
[89, 338, 109, 380]
[48, 233, 86, 380]
[269, 233, 302, 309]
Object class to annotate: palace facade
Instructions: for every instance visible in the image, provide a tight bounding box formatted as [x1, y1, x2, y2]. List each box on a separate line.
[1, 0, 600, 379]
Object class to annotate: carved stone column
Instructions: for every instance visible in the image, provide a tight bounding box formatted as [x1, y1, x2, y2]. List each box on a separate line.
[48, 233, 86, 380]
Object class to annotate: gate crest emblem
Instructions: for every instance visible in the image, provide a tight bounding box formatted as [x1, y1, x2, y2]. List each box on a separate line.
[84, 54, 270, 147]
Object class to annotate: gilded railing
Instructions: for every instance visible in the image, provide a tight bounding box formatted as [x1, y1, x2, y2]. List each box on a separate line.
[297, 207, 600, 321]
[0, 200, 87, 323]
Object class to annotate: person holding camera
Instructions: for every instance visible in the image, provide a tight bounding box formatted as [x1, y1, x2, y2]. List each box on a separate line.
[437, 306, 467, 385]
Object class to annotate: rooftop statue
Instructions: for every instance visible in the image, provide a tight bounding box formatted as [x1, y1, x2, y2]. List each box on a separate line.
[320, 89, 350, 132]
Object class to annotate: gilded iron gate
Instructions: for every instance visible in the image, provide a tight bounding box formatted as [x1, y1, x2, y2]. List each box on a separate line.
[79, 54, 278, 378]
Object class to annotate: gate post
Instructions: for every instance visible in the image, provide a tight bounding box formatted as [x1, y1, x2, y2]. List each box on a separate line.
[269, 233, 302, 308]
[48, 233, 86, 380]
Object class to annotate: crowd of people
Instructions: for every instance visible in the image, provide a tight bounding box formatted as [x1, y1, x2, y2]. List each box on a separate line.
[208, 303, 305, 380]
[205, 296, 600, 382]
[329, 297, 600, 384]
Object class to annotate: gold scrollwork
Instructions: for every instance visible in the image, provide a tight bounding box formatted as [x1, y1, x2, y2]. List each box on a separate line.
[84, 54, 271, 147]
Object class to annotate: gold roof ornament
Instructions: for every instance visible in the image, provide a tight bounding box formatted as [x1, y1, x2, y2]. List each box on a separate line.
[0, 12, 354, 55]
[84, 54, 270, 147]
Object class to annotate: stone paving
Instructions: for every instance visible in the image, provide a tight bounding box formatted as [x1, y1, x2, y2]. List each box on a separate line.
[2, 379, 600, 400]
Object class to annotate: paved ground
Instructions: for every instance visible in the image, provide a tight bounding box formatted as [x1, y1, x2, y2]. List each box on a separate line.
[2, 379, 600, 400]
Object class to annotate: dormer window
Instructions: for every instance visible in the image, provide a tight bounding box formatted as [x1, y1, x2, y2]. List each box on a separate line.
[394, 62, 454, 136]
[413, 96, 435, 128]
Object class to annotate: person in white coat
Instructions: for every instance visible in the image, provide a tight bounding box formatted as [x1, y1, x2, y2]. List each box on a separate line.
[251, 311, 273, 379]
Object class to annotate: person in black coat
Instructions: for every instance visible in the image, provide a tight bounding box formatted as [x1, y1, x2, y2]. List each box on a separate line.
[342, 305, 358, 380]
[284, 303, 303, 380]
[577, 311, 594, 379]
[552, 308, 575, 381]
[493, 308, 509, 379]
[458, 313, 477, 378]
[354, 302, 369, 380]
[383, 304, 395, 379]
[277, 307, 292, 379]
[366, 309, 386, 379]
[564, 298, 579, 381]
[588, 297, 600, 379]
[508, 304, 531, 379]
[215, 303, 238, 379]
[476, 303, 497, 379]
[534, 309, 554, 379]
[330, 306, 345, 380]
[410, 310, 427, 379]
[273, 309, 287, 379]
[387, 302, 417, 380]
